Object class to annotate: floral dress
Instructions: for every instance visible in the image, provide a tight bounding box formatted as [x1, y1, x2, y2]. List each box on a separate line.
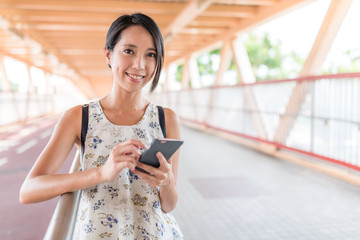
[73, 100, 183, 240]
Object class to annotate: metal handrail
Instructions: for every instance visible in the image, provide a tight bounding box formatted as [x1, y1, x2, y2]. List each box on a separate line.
[152, 73, 360, 170]
[44, 151, 82, 240]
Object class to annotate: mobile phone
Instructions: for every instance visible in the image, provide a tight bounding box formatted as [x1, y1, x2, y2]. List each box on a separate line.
[136, 138, 184, 173]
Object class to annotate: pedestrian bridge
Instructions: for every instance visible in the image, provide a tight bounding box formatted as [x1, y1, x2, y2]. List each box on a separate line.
[1, 0, 360, 239]
[1, 117, 360, 239]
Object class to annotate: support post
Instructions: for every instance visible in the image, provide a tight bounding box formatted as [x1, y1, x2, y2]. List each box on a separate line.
[300, 0, 354, 76]
[181, 58, 190, 89]
[0, 55, 21, 123]
[232, 37, 256, 84]
[232, 36, 268, 141]
[274, 0, 354, 143]
[214, 39, 233, 86]
[0, 55, 12, 91]
[188, 57, 201, 89]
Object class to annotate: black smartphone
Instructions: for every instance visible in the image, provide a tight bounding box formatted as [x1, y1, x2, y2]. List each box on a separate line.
[136, 138, 184, 173]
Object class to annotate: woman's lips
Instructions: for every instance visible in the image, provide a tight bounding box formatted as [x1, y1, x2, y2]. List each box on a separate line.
[126, 72, 145, 83]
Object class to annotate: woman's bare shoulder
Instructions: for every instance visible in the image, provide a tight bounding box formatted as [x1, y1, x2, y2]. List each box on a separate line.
[163, 107, 180, 138]
[55, 104, 84, 142]
[163, 107, 179, 122]
[60, 104, 83, 124]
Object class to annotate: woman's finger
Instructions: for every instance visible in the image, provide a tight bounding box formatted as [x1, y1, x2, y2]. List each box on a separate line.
[134, 162, 171, 186]
[133, 168, 157, 183]
[118, 139, 146, 150]
[134, 162, 155, 175]
[113, 144, 142, 159]
[156, 152, 169, 167]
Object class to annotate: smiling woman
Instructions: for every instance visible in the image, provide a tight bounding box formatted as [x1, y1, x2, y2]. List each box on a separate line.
[20, 13, 183, 240]
[105, 25, 157, 93]
[104, 14, 164, 93]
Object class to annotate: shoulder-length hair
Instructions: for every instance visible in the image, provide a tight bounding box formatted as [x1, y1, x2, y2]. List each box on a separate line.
[105, 13, 164, 92]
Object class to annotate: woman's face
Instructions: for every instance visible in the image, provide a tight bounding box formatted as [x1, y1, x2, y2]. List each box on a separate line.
[106, 25, 157, 93]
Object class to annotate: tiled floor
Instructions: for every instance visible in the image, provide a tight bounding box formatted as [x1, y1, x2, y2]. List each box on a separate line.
[172, 125, 360, 240]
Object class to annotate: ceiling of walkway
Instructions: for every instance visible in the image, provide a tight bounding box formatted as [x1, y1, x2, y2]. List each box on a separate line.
[0, 0, 311, 98]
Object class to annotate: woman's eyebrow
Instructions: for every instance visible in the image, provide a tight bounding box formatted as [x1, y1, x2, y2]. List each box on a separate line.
[123, 44, 156, 52]
[123, 43, 137, 48]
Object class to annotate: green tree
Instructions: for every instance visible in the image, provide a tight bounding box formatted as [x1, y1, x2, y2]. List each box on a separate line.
[322, 49, 360, 74]
[243, 32, 307, 80]
[191, 32, 308, 84]
[196, 48, 220, 76]
[335, 49, 360, 73]
[244, 32, 283, 80]
[175, 64, 183, 83]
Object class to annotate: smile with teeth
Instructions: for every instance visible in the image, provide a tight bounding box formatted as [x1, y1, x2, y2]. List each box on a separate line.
[126, 73, 145, 81]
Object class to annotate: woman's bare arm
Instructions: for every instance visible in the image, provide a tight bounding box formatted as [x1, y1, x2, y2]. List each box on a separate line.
[20, 105, 146, 204]
[19, 105, 100, 203]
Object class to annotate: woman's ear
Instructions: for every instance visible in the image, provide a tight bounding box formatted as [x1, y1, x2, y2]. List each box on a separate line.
[104, 47, 112, 69]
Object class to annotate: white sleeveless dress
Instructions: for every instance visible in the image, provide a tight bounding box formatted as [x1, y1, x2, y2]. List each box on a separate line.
[73, 100, 183, 239]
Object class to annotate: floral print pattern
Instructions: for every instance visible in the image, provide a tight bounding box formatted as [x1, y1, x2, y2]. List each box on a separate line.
[103, 185, 119, 199]
[132, 193, 148, 206]
[98, 213, 118, 228]
[73, 101, 183, 239]
[88, 136, 103, 149]
[92, 155, 109, 167]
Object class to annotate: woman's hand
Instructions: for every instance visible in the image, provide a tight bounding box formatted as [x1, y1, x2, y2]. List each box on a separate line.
[99, 139, 146, 182]
[133, 152, 175, 188]
[133, 108, 181, 213]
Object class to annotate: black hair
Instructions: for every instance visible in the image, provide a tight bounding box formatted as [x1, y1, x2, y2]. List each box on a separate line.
[105, 13, 164, 92]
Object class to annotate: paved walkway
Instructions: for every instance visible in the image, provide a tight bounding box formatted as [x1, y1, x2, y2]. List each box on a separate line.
[173, 125, 360, 240]
[1, 119, 360, 239]
[0, 117, 75, 240]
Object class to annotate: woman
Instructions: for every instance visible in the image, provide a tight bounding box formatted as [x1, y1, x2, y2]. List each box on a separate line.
[20, 13, 183, 239]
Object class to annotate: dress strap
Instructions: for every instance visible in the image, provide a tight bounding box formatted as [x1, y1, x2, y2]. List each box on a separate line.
[81, 104, 89, 158]
[157, 105, 166, 138]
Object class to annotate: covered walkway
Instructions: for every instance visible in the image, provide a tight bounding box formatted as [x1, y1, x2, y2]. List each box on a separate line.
[1, 0, 360, 239]
[1, 117, 360, 239]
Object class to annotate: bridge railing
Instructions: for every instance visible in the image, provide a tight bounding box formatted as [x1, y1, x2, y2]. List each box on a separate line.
[0, 91, 82, 126]
[152, 73, 360, 171]
[44, 151, 82, 240]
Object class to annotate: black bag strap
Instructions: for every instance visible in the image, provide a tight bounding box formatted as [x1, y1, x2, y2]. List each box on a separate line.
[157, 105, 166, 138]
[81, 104, 89, 158]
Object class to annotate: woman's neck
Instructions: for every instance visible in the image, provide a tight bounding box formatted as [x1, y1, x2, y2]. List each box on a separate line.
[102, 87, 148, 112]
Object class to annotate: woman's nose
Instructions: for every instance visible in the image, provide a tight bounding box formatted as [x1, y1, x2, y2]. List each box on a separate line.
[132, 55, 145, 70]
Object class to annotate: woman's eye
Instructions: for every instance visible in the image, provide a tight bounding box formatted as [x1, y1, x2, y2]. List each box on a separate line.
[124, 49, 133, 54]
[147, 52, 156, 58]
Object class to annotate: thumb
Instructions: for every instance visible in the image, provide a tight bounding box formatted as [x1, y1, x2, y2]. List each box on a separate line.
[156, 152, 168, 166]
